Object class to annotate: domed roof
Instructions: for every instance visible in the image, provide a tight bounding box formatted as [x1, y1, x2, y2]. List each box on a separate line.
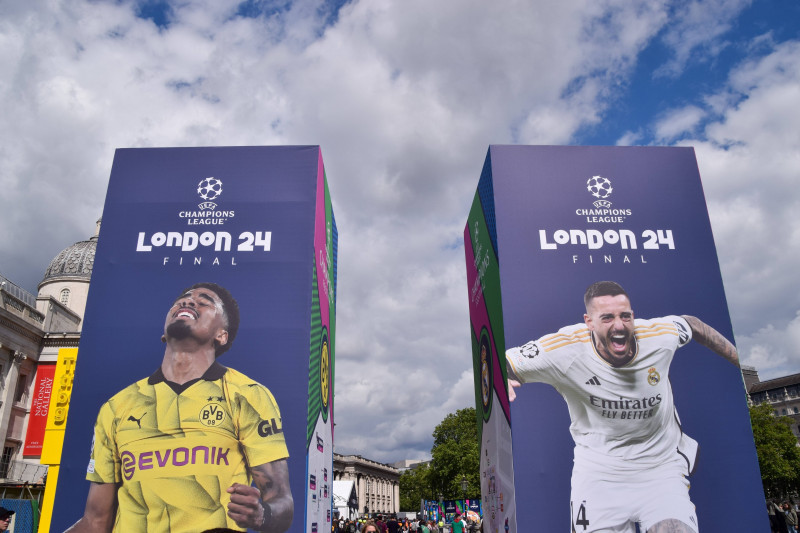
[39, 219, 100, 287]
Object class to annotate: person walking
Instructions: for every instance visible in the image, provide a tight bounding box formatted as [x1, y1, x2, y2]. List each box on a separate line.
[450, 512, 466, 533]
[785, 502, 798, 533]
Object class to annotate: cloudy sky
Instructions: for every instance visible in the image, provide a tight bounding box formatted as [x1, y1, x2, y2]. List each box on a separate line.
[1, 0, 799, 463]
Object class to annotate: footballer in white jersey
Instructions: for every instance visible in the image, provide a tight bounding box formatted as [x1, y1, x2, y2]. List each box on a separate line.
[506, 281, 739, 533]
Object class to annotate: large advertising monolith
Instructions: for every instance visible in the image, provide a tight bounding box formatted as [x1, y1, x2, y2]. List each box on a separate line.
[49, 146, 337, 533]
[465, 145, 766, 532]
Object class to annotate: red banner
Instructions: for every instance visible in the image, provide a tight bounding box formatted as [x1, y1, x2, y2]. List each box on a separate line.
[24, 364, 56, 456]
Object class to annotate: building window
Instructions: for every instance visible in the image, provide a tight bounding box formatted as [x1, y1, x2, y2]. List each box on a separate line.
[783, 409, 788, 416]
[794, 407, 799, 414]
[60, 288, 70, 305]
[0, 446, 15, 478]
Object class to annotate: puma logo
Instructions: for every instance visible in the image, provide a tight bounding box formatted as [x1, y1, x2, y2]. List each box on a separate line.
[127, 412, 147, 429]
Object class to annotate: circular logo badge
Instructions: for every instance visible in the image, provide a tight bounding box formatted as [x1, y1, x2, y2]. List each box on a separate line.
[121, 451, 136, 480]
[197, 177, 223, 201]
[479, 328, 493, 421]
[199, 403, 227, 427]
[647, 367, 660, 386]
[320, 328, 330, 419]
[587, 175, 613, 199]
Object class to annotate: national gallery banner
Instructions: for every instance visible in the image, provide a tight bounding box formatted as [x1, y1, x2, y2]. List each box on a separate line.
[464, 145, 766, 532]
[49, 146, 337, 533]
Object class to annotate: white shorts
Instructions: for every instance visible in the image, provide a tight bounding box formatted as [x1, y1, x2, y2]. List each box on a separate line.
[570, 456, 698, 533]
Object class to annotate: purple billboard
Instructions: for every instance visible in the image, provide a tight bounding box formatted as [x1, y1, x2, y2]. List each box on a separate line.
[50, 146, 337, 533]
[465, 145, 766, 532]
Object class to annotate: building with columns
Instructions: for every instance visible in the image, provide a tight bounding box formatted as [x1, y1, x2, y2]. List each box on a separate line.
[745, 365, 800, 443]
[333, 453, 400, 516]
[0, 220, 97, 482]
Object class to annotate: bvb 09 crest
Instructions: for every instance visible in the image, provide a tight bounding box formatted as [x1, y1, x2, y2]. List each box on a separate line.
[320, 328, 330, 421]
[479, 328, 493, 421]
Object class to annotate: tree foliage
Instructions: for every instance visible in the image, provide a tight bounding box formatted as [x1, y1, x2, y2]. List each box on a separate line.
[398, 408, 481, 511]
[399, 463, 430, 511]
[429, 407, 481, 500]
[750, 402, 800, 498]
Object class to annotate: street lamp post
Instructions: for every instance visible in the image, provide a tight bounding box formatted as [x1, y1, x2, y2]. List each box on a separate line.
[460, 475, 468, 504]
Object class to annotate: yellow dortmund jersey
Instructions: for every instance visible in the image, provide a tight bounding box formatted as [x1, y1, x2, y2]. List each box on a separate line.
[86, 362, 289, 532]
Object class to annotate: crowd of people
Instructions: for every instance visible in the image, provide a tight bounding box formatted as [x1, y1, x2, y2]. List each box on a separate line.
[768, 500, 799, 533]
[331, 511, 482, 533]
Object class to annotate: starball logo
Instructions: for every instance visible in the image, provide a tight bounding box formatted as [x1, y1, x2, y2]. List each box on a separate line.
[197, 177, 223, 207]
[578, 175, 632, 224]
[179, 177, 235, 226]
[586, 176, 613, 204]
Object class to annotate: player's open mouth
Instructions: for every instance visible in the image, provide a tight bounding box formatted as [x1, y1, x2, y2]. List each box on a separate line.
[175, 309, 197, 320]
[609, 334, 629, 353]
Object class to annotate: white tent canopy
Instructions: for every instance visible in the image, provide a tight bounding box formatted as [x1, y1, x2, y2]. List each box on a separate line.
[333, 480, 359, 520]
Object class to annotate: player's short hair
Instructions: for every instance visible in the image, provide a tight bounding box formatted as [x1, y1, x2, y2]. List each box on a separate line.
[180, 282, 240, 356]
[584, 281, 629, 310]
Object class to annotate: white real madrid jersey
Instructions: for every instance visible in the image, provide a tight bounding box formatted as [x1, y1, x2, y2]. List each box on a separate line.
[507, 316, 697, 473]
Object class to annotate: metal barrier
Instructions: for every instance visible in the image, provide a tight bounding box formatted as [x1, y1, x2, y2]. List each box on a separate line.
[0, 461, 48, 484]
[0, 273, 37, 308]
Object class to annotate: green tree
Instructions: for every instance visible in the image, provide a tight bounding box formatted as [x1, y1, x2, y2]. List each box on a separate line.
[750, 402, 800, 498]
[428, 407, 480, 501]
[399, 463, 430, 511]
[398, 408, 481, 510]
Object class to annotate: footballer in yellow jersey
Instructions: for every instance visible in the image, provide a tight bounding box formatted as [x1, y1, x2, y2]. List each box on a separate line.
[506, 281, 739, 533]
[68, 283, 294, 533]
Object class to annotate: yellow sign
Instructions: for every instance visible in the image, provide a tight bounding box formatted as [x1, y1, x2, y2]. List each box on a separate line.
[40, 348, 78, 533]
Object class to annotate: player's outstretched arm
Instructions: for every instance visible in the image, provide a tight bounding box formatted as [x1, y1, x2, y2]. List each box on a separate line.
[228, 458, 293, 533]
[681, 315, 739, 367]
[64, 482, 118, 533]
[506, 347, 529, 402]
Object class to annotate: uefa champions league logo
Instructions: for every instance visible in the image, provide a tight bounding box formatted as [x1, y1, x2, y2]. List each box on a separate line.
[197, 177, 223, 210]
[586, 175, 613, 209]
[587, 175, 612, 199]
[198, 177, 223, 201]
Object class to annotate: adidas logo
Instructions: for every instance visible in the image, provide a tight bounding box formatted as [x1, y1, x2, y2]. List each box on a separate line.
[585, 376, 601, 386]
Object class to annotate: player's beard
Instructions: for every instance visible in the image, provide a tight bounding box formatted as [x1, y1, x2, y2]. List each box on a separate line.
[166, 320, 193, 341]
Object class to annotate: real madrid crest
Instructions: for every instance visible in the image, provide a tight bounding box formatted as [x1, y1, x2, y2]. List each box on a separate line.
[647, 367, 660, 386]
[481, 343, 490, 408]
[479, 328, 493, 421]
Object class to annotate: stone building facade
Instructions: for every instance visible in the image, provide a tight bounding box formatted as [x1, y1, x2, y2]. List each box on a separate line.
[0, 221, 97, 481]
[746, 365, 800, 441]
[333, 453, 400, 516]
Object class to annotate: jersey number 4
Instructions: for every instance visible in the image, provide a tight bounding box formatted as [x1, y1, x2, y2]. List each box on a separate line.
[572, 501, 590, 532]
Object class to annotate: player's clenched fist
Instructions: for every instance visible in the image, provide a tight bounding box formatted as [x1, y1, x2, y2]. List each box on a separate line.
[228, 483, 269, 530]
